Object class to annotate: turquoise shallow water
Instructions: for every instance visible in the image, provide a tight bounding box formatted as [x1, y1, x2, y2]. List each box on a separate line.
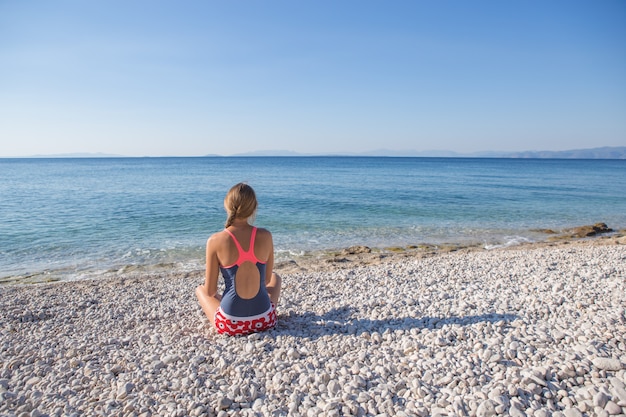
[1, 156, 625, 282]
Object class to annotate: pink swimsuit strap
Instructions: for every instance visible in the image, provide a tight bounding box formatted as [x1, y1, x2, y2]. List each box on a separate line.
[224, 227, 263, 266]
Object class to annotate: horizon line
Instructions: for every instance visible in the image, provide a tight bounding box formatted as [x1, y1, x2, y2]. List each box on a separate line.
[2, 146, 625, 160]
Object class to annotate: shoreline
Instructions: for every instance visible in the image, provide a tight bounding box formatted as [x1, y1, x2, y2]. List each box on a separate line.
[274, 226, 626, 274]
[3, 224, 625, 286]
[1, 236, 625, 416]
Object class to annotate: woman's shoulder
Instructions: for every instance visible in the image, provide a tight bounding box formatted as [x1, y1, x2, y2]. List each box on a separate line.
[208, 230, 230, 245]
[254, 227, 273, 242]
[255, 226, 272, 236]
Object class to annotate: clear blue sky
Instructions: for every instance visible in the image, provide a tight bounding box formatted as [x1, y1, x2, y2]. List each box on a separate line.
[1, 0, 625, 156]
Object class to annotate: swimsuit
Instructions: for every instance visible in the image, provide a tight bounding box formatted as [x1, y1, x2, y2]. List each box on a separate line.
[215, 227, 277, 335]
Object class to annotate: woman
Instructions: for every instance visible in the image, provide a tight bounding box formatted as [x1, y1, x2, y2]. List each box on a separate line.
[196, 183, 281, 335]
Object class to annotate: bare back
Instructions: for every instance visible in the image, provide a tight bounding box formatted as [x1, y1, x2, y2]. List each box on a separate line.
[215, 225, 273, 299]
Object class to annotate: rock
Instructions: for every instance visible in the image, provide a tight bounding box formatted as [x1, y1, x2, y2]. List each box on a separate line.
[217, 397, 232, 410]
[476, 400, 497, 417]
[595, 409, 610, 417]
[340, 246, 371, 255]
[25, 377, 41, 386]
[594, 391, 609, 408]
[327, 380, 341, 396]
[191, 355, 206, 365]
[190, 406, 205, 416]
[287, 348, 300, 359]
[578, 401, 592, 413]
[604, 401, 622, 415]
[252, 398, 264, 411]
[563, 408, 583, 417]
[567, 223, 613, 238]
[108, 364, 123, 375]
[162, 354, 180, 365]
[306, 407, 321, 417]
[610, 377, 625, 390]
[116, 382, 134, 400]
[510, 406, 527, 417]
[593, 358, 623, 371]
[431, 406, 448, 416]
[611, 386, 626, 405]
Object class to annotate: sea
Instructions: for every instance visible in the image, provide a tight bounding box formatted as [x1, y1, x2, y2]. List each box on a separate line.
[1, 156, 625, 283]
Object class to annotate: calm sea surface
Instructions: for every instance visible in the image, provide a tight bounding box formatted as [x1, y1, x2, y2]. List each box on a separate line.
[1, 157, 625, 282]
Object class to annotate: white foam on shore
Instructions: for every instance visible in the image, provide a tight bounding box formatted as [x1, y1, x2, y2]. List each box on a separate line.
[484, 235, 534, 250]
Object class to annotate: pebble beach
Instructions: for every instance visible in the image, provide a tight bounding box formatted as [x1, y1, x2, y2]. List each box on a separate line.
[1, 238, 625, 417]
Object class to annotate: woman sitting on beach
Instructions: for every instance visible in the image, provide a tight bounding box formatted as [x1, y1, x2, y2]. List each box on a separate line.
[196, 183, 281, 336]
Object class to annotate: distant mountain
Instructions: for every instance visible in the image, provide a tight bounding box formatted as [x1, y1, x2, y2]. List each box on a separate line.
[364, 146, 626, 159]
[230, 150, 305, 157]
[28, 152, 124, 158]
[229, 146, 626, 159]
[19, 146, 626, 159]
[358, 149, 462, 157]
[501, 146, 626, 159]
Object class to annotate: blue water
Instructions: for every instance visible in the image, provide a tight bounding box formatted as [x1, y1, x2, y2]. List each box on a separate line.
[1, 157, 625, 282]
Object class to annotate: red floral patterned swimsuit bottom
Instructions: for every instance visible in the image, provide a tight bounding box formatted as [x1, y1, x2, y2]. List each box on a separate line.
[214, 302, 277, 336]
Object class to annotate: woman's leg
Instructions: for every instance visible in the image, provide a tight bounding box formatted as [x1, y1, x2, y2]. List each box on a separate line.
[195, 285, 221, 329]
[266, 273, 282, 306]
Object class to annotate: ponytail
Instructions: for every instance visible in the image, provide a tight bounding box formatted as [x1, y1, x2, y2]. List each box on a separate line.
[223, 183, 257, 228]
[225, 205, 239, 228]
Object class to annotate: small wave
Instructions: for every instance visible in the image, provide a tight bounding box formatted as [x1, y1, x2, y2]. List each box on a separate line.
[484, 236, 534, 250]
[275, 249, 306, 261]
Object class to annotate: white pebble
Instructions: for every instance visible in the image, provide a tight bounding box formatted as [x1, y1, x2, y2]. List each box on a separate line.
[604, 401, 622, 415]
[593, 358, 623, 371]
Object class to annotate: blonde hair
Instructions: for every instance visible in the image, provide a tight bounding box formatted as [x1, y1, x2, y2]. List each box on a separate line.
[224, 183, 258, 228]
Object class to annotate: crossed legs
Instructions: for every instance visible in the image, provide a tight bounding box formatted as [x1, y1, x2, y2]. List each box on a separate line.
[195, 273, 281, 330]
[195, 285, 221, 328]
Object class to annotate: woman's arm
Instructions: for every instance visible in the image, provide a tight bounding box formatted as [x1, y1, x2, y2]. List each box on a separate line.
[264, 232, 274, 286]
[196, 234, 223, 326]
[263, 231, 281, 305]
[204, 235, 221, 297]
